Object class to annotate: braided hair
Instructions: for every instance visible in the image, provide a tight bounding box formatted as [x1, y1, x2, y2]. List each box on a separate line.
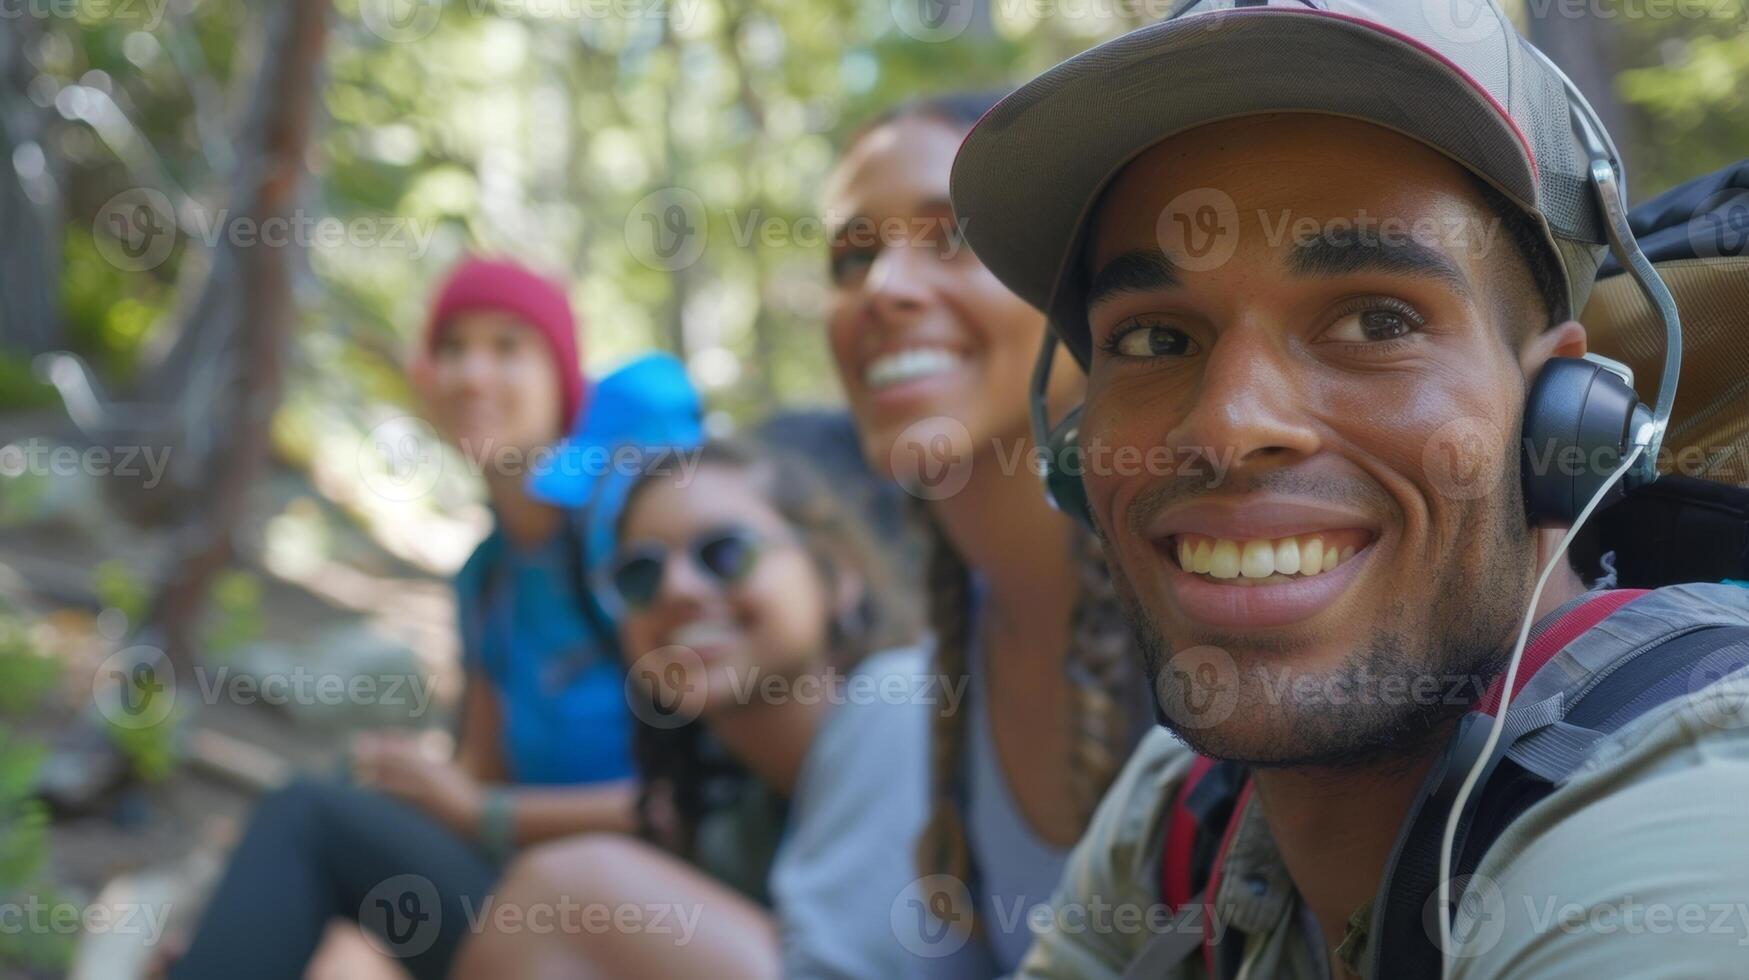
[912, 511, 1145, 930]
[618, 440, 918, 861]
[845, 91, 1149, 927]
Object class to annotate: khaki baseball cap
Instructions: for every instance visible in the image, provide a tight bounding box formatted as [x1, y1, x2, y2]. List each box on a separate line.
[950, 0, 1612, 367]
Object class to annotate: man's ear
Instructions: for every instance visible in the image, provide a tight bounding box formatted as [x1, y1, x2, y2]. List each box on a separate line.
[1520, 319, 1588, 380]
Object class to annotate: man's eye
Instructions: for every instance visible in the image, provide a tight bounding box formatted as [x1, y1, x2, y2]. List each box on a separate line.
[1107, 324, 1197, 359]
[1325, 307, 1422, 343]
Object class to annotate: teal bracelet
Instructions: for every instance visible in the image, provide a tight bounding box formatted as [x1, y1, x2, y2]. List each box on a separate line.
[478, 789, 517, 864]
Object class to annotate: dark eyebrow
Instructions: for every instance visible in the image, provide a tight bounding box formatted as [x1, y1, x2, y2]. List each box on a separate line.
[1287, 231, 1472, 298]
[1085, 250, 1183, 311]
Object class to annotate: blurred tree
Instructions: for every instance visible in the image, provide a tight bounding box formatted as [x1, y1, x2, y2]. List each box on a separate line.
[1525, 4, 1644, 180]
[141, 0, 335, 672]
[0, 20, 63, 356]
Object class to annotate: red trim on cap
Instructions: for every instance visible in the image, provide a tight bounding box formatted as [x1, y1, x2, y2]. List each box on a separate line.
[1246, 7, 1539, 181]
[954, 94, 1012, 161]
[1473, 589, 1649, 715]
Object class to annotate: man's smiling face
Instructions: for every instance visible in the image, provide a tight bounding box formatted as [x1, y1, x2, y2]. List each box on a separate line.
[1080, 114, 1587, 767]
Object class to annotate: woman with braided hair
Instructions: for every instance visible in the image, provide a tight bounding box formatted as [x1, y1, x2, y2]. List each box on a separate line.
[822, 90, 1155, 973]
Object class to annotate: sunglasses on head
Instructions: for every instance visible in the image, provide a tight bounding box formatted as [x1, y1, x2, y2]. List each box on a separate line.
[609, 525, 769, 611]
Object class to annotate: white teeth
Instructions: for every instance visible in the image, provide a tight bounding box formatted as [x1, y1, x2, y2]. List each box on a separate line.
[1209, 540, 1241, 579]
[1240, 540, 1274, 579]
[864, 348, 963, 389]
[670, 621, 738, 648]
[1274, 538, 1301, 575]
[1176, 533, 1364, 581]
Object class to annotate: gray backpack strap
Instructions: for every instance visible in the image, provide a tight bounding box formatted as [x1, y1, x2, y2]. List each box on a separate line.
[1498, 583, 1749, 784]
[1120, 900, 1208, 980]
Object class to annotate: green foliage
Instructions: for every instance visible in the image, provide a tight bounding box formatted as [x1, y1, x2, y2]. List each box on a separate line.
[0, 469, 52, 530]
[0, 622, 60, 716]
[91, 560, 148, 626]
[203, 569, 264, 660]
[105, 708, 176, 784]
[0, 608, 72, 972]
[58, 232, 174, 383]
[1614, 6, 1749, 194]
[0, 351, 57, 412]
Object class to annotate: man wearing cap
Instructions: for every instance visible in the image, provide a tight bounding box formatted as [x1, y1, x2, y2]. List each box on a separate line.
[950, 2, 1749, 977]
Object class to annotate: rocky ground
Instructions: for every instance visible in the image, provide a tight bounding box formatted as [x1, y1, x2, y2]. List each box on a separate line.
[1, 414, 471, 979]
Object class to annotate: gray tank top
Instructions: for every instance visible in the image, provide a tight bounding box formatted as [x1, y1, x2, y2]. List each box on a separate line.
[964, 629, 1072, 974]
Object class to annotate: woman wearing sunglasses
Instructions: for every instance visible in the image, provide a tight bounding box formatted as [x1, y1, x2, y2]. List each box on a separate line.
[821, 91, 1156, 973]
[452, 439, 943, 978]
[170, 257, 696, 980]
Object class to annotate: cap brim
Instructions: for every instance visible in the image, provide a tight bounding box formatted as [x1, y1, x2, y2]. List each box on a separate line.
[951, 7, 1540, 367]
[1584, 256, 1749, 485]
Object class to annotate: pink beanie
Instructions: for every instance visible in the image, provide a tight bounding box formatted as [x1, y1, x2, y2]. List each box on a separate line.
[425, 256, 586, 429]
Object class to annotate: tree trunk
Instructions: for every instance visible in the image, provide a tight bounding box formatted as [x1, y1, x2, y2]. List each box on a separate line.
[143, 0, 332, 673]
[0, 21, 62, 356]
[1526, 11, 1643, 194]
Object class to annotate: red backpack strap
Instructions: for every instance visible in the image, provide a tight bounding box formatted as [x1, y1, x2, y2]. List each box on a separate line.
[1160, 755, 1216, 912]
[1473, 589, 1649, 715]
[1200, 779, 1255, 979]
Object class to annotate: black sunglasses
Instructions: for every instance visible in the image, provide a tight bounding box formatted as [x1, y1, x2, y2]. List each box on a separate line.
[609, 525, 769, 610]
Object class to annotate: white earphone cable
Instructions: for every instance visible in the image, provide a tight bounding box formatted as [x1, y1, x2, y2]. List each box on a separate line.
[1435, 442, 1644, 972]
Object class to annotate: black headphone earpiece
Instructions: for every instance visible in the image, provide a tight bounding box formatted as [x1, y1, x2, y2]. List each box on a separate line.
[1519, 353, 1654, 525]
[1041, 401, 1093, 529]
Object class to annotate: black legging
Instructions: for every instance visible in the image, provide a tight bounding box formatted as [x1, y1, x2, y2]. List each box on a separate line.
[170, 778, 499, 980]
